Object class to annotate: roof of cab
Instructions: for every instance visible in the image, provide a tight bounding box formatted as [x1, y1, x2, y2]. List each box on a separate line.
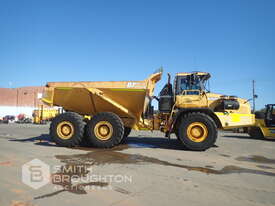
[176, 71, 210, 76]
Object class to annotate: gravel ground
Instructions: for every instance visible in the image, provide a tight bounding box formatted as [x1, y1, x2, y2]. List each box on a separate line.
[0, 123, 275, 206]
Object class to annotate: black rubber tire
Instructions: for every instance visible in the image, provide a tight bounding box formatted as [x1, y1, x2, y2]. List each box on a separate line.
[248, 127, 264, 139]
[50, 112, 85, 147]
[124, 127, 132, 137]
[85, 112, 124, 148]
[175, 130, 181, 141]
[120, 127, 132, 143]
[177, 112, 217, 151]
[174, 120, 181, 141]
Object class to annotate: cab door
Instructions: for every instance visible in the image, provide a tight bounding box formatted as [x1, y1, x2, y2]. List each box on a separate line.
[175, 90, 208, 108]
[174, 76, 208, 108]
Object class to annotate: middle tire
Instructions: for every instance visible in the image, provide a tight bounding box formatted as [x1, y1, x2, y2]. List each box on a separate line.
[85, 112, 124, 148]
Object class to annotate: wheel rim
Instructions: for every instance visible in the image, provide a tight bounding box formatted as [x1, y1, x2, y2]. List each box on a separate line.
[94, 121, 113, 141]
[57, 121, 74, 140]
[186, 122, 208, 142]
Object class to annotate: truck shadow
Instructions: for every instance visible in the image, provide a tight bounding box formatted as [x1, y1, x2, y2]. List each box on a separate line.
[222, 134, 275, 141]
[123, 136, 187, 150]
[8, 134, 212, 151]
[8, 134, 56, 147]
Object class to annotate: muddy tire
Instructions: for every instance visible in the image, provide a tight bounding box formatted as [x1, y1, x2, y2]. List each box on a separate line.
[85, 112, 124, 148]
[177, 112, 217, 151]
[248, 127, 264, 139]
[120, 127, 132, 143]
[50, 112, 85, 147]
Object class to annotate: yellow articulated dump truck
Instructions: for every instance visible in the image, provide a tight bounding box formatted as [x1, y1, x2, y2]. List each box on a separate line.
[42, 69, 255, 151]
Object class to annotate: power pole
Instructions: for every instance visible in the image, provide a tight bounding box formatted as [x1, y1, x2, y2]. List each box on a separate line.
[252, 80, 255, 113]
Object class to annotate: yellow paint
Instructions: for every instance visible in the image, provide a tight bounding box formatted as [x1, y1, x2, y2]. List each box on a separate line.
[42, 71, 162, 129]
[56, 87, 72, 90]
[231, 114, 241, 122]
[186, 122, 208, 142]
[254, 119, 275, 139]
[177, 72, 209, 76]
[216, 113, 252, 117]
[41, 98, 52, 104]
[56, 121, 74, 140]
[110, 88, 146, 92]
[215, 112, 255, 129]
[261, 127, 275, 139]
[94, 121, 113, 141]
[42, 70, 255, 134]
[33, 105, 59, 124]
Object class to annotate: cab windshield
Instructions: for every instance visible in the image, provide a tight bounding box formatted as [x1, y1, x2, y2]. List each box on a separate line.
[175, 74, 210, 95]
[179, 77, 201, 91]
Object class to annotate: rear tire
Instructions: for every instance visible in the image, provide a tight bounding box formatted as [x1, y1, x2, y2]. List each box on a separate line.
[177, 112, 217, 151]
[50, 112, 85, 147]
[85, 112, 124, 148]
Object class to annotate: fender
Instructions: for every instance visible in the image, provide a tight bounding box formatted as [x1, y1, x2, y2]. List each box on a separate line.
[171, 108, 222, 133]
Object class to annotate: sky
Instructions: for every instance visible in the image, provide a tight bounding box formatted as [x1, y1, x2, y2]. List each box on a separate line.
[0, 0, 274, 110]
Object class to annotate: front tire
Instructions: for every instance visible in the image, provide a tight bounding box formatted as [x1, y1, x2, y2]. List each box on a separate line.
[177, 112, 217, 151]
[85, 112, 124, 148]
[50, 112, 85, 147]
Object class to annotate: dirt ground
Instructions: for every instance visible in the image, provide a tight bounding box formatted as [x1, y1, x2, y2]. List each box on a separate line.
[0, 123, 275, 206]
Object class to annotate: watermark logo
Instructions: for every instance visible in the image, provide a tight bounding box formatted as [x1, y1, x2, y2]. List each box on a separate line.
[22, 159, 50, 189]
[22, 158, 132, 193]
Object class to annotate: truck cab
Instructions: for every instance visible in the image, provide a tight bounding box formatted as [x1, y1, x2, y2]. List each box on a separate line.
[158, 72, 210, 112]
[157, 72, 255, 142]
[174, 72, 210, 109]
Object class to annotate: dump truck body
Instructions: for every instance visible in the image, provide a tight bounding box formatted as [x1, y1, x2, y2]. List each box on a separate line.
[42, 70, 255, 151]
[42, 72, 161, 129]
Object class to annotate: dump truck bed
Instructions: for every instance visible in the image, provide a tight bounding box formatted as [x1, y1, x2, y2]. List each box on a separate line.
[42, 72, 162, 128]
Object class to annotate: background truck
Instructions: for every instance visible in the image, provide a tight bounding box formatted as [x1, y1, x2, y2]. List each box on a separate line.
[32, 105, 60, 124]
[248, 104, 275, 139]
[42, 69, 255, 151]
